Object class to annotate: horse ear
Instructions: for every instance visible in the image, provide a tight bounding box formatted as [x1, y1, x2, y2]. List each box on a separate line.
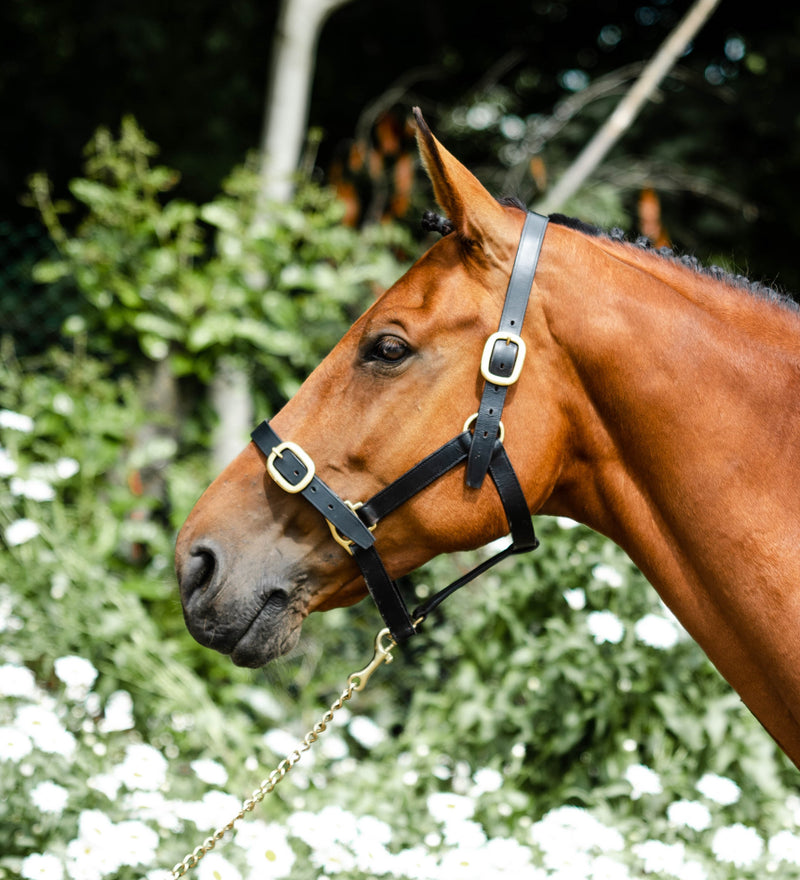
[413, 107, 510, 254]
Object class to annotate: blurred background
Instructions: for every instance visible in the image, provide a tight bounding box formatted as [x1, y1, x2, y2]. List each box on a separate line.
[3, 1, 800, 878]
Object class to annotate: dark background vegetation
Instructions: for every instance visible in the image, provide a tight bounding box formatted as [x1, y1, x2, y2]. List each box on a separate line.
[3, 0, 800, 292]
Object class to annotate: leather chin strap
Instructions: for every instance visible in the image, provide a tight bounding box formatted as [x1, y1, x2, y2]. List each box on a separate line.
[251, 211, 549, 643]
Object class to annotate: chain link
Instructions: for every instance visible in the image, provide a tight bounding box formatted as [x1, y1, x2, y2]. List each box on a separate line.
[169, 628, 396, 878]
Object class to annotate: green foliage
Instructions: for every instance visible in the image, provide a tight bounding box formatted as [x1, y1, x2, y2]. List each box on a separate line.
[27, 117, 412, 402]
[4, 121, 800, 880]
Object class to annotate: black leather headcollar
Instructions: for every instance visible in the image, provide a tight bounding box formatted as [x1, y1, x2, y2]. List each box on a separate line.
[251, 212, 549, 643]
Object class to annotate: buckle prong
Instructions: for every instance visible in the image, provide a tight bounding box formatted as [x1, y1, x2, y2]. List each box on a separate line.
[267, 441, 315, 494]
[480, 331, 526, 386]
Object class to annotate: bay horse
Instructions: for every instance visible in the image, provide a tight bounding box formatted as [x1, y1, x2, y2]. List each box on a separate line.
[176, 108, 800, 770]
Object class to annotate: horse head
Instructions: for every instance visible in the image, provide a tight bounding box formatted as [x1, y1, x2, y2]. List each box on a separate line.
[175, 110, 571, 667]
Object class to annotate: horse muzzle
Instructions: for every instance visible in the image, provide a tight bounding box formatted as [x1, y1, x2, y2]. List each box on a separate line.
[175, 530, 306, 668]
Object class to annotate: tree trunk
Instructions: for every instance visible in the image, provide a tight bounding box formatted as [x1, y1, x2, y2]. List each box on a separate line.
[259, 0, 354, 204]
[210, 357, 254, 473]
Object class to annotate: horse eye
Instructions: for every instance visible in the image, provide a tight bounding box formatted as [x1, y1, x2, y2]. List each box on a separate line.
[370, 335, 410, 363]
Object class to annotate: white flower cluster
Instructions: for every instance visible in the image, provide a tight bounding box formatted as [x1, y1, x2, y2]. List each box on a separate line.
[6, 639, 800, 880]
[1, 411, 81, 548]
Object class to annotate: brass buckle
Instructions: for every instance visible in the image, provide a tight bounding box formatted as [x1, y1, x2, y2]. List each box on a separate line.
[267, 441, 315, 494]
[463, 412, 505, 444]
[327, 501, 376, 556]
[480, 331, 526, 386]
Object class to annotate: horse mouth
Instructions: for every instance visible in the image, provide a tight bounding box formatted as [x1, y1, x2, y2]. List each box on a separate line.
[180, 563, 304, 668]
[228, 590, 302, 668]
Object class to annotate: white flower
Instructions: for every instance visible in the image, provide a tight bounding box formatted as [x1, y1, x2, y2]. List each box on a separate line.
[438, 837, 535, 878]
[286, 805, 361, 850]
[633, 840, 687, 875]
[667, 799, 712, 831]
[587, 610, 624, 644]
[52, 393, 74, 415]
[530, 806, 624, 855]
[87, 772, 122, 800]
[20, 853, 64, 880]
[634, 613, 679, 649]
[472, 767, 504, 794]
[677, 861, 708, 880]
[711, 823, 763, 867]
[31, 781, 69, 815]
[112, 819, 160, 867]
[625, 763, 663, 799]
[592, 563, 624, 587]
[556, 516, 579, 529]
[348, 714, 386, 748]
[191, 758, 228, 786]
[427, 791, 476, 824]
[319, 731, 348, 760]
[442, 819, 488, 849]
[98, 690, 134, 732]
[263, 727, 299, 757]
[355, 814, 393, 847]
[236, 819, 296, 878]
[122, 790, 182, 832]
[0, 409, 34, 432]
[11, 477, 55, 501]
[696, 772, 741, 805]
[0, 446, 17, 476]
[196, 853, 242, 880]
[114, 743, 168, 791]
[390, 845, 440, 880]
[176, 790, 242, 830]
[563, 588, 586, 610]
[67, 810, 122, 879]
[55, 457, 80, 479]
[15, 705, 76, 758]
[309, 841, 356, 875]
[5, 518, 40, 546]
[624, 763, 663, 799]
[54, 655, 98, 699]
[592, 854, 633, 880]
[437, 846, 491, 878]
[769, 829, 800, 865]
[0, 663, 39, 698]
[351, 825, 394, 874]
[0, 725, 33, 761]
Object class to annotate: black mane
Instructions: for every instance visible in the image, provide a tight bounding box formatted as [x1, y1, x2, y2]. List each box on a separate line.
[421, 203, 797, 314]
[548, 212, 799, 314]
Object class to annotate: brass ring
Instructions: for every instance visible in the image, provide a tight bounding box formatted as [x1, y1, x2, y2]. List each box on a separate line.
[462, 412, 505, 444]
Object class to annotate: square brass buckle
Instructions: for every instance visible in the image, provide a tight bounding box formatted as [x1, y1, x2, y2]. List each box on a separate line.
[480, 332, 526, 386]
[267, 441, 315, 494]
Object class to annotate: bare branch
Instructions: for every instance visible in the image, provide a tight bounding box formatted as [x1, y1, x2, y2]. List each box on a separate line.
[535, 0, 723, 214]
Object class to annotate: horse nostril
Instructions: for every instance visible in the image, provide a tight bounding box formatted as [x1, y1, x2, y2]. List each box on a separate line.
[179, 547, 217, 599]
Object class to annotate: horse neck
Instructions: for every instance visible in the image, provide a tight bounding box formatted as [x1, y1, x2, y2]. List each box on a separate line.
[538, 223, 800, 604]
[535, 225, 800, 762]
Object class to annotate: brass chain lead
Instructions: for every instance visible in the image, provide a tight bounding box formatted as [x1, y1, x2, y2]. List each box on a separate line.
[169, 628, 396, 879]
